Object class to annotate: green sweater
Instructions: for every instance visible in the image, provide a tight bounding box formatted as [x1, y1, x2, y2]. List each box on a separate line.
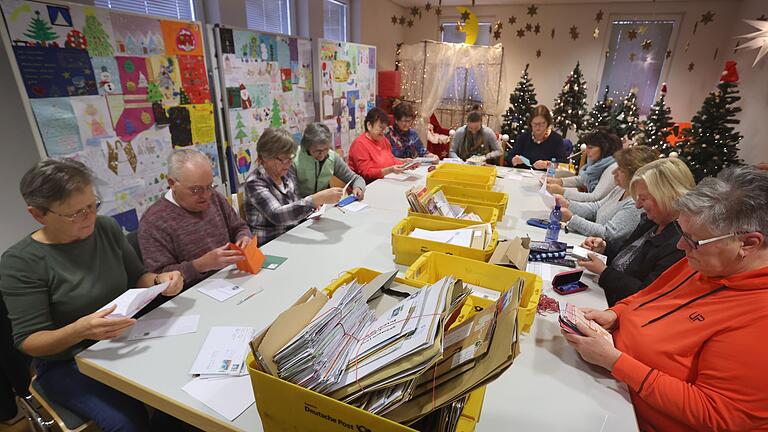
[0, 216, 146, 360]
[292, 149, 366, 198]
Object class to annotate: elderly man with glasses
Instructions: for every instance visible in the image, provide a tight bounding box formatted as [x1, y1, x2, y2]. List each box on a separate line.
[139, 148, 253, 288]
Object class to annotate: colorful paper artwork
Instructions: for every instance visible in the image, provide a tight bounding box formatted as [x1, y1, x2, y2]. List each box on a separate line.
[110, 13, 164, 56]
[80, 7, 116, 57]
[177, 55, 210, 104]
[159, 20, 203, 56]
[332, 60, 350, 83]
[196, 142, 221, 178]
[91, 56, 122, 95]
[281, 68, 292, 92]
[236, 148, 252, 175]
[219, 28, 235, 54]
[114, 105, 154, 142]
[30, 97, 81, 156]
[116, 56, 149, 95]
[70, 95, 116, 146]
[147, 55, 181, 105]
[189, 104, 216, 145]
[168, 106, 192, 146]
[13, 46, 97, 98]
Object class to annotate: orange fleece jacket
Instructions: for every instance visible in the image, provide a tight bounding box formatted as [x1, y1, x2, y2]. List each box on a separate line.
[610, 258, 768, 431]
[348, 133, 401, 183]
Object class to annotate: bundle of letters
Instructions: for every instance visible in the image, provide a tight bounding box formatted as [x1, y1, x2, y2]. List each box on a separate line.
[251, 270, 525, 425]
[406, 187, 482, 222]
[409, 223, 493, 250]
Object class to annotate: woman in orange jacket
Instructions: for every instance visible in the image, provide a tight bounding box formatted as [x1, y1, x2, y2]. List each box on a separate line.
[564, 165, 768, 431]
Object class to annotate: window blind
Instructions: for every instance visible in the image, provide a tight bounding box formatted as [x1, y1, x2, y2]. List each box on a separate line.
[94, 0, 195, 21]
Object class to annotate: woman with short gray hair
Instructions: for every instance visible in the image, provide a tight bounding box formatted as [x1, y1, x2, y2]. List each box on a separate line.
[0, 159, 184, 431]
[244, 128, 343, 244]
[292, 122, 366, 199]
[563, 165, 768, 431]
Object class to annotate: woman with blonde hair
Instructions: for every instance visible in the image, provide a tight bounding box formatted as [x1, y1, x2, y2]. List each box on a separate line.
[578, 157, 696, 305]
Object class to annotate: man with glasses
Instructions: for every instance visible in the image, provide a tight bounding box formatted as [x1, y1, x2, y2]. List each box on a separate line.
[139, 149, 253, 288]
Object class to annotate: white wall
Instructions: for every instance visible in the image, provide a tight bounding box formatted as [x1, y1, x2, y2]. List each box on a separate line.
[358, 0, 405, 70]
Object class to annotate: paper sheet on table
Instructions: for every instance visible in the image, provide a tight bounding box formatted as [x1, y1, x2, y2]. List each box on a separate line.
[182, 375, 254, 421]
[196, 279, 244, 302]
[343, 201, 369, 212]
[308, 204, 327, 219]
[189, 327, 254, 376]
[127, 315, 200, 340]
[100, 282, 169, 318]
[527, 261, 555, 282]
[539, 177, 555, 209]
[410, 228, 473, 247]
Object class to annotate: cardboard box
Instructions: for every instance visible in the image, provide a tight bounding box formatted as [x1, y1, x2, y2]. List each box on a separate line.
[489, 237, 531, 270]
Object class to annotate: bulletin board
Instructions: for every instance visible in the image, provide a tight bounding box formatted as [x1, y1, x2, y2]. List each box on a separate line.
[212, 26, 314, 182]
[315, 38, 376, 156]
[0, 0, 220, 230]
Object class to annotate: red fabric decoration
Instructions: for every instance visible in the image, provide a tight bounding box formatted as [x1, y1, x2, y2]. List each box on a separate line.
[377, 71, 401, 98]
[720, 60, 739, 83]
[660, 82, 667, 93]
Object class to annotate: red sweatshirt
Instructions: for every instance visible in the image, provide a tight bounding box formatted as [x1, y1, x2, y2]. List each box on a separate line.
[348, 132, 400, 183]
[610, 258, 768, 431]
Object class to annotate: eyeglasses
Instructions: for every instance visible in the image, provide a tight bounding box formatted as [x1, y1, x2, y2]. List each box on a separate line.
[273, 155, 295, 166]
[397, 117, 414, 126]
[673, 220, 746, 250]
[173, 180, 216, 195]
[531, 121, 548, 128]
[45, 198, 101, 222]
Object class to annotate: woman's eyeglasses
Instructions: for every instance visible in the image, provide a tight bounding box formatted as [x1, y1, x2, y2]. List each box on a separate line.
[45, 198, 101, 222]
[673, 220, 746, 250]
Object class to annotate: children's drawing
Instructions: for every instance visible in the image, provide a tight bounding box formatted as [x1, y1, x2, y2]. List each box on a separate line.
[111, 13, 163, 56]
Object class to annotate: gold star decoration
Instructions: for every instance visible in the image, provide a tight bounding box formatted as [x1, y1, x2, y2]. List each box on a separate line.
[641, 39, 653, 51]
[638, 25, 648, 34]
[536, 49, 542, 58]
[517, 28, 526, 38]
[399, 16, 406, 25]
[439, 24, 445, 33]
[525, 23, 533, 32]
[627, 29, 638, 40]
[460, 9, 471, 21]
[595, 9, 604, 23]
[666, 49, 672, 58]
[424, 2, 432, 11]
[84, 68, 91, 75]
[688, 62, 695, 72]
[551, 28, 555, 39]
[692, 21, 699, 35]
[527, 5, 538, 17]
[407, 19, 414, 27]
[758, 14, 768, 21]
[629, 52, 637, 62]
[593, 27, 600, 38]
[493, 29, 502, 40]
[410, 6, 420, 17]
[508, 16, 517, 25]
[534, 23, 541, 34]
[701, 10, 715, 25]
[569, 25, 579, 40]
[495, 20, 503, 31]
[62, 71, 71, 78]
[391, 15, 398, 25]
[434, 7, 442, 16]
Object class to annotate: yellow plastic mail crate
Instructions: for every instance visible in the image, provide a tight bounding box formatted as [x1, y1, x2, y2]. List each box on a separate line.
[407, 203, 500, 230]
[405, 252, 543, 333]
[430, 185, 509, 215]
[456, 386, 487, 432]
[434, 163, 497, 178]
[426, 169, 495, 191]
[323, 267, 425, 296]
[391, 216, 499, 266]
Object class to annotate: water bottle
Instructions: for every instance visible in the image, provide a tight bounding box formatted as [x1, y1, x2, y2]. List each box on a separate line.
[545, 204, 562, 242]
[546, 158, 558, 177]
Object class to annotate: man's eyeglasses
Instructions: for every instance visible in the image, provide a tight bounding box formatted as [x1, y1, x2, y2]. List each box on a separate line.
[673, 220, 746, 250]
[173, 179, 216, 195]
[45, 198, 101, 222]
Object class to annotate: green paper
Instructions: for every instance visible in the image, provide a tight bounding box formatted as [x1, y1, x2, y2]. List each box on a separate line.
[262, 255, 287, 270]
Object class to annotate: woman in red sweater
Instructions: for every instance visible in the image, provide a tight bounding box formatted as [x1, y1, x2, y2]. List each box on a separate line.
[563, 165, 768, 431]
[348, 107, 410, 183]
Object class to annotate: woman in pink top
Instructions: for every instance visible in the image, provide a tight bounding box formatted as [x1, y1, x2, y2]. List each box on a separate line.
[348, 107, 410, 183]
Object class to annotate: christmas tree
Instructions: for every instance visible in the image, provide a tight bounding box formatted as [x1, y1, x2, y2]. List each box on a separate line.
[552, 62, 588, 138]
[500, 64, 538, 146]
[147, 82, 163, 103]
[270, 98, 282, 128]
[24, 11, 58, 46]
[612, 90, 640, 141]
[179, 88, 191, 104]
[234, 112, 248, 143]
[582, 85, 615, 133]
[83, 13, 113, 56]
[679, 61, 743, 181]
[638, 83, 674, 156]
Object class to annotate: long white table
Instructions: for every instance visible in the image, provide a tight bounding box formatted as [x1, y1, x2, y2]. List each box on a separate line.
[76, 166, 637, 432]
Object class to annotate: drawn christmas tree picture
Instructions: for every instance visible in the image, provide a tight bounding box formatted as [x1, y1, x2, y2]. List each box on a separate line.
[234, 112, 248, 144]
[83, 12, 113, 56]
[24, 11, 58, 47]
[147, 82, 163, 103]
[270, 98, 282, 128]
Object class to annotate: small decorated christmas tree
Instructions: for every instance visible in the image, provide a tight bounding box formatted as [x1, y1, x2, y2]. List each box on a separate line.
[83, 13, 113, 56]
[147, 82, 163, 103]
[234, 112, 248, 144]
[582, 86, 614, 133]
[638, 83, 675, 156]
[612, 90, 641, 141]
[552, 62, 588, 138]
[500, 64, 538, 146]
[24, 11, 58, 46]
[179, 88, 191, 104]
[679, 61, 743, 181]
[270, 98, 282, 128]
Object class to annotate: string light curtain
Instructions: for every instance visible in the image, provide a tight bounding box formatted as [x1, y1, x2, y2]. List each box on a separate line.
[400, 41, 504, 136]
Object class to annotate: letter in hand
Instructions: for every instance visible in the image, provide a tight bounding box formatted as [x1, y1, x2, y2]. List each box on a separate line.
[533, 160, 549, 170]
[580, 308, 618, 332]
[576, 254, 607, 275]
[79, 305, 136, 340]
[316, 187, 343, 205]
[562, 320, 622, 371]
[158, 271, 184, 296]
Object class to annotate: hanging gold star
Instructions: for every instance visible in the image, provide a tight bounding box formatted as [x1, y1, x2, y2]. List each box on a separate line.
[439, 24, 445, 33]
[551, 28, 555, 39]
[641, 39, 653, 51]
[701, 10, 715, 25]
[517, 28, 526, 38]
[525, 23, 533, 32]
[460, 9, 471, 21]
[391, 15, 398, 24]
[495, 20, 503, 30]
[638, 25, 648, 34]
[399, 16, 406, 25]
[570, 25, 579, 40]
[593, 27, 600, 38]
[629, 52, 637, 62]
[508, 16, 517, 25]
[407, 19, 414, 27]
[688, 62, 695, 72]
[527, 5, 538, 17]
[536, 49, 542, 58]
[424, 2, 432, 11]
[493, 29, 502, 40]
[665, 49, 672, 58]
[627, 29, 638, 40]
[534, 23, 541, 34]
[595, 10, 604, 23]
[410, 6, 420, 17]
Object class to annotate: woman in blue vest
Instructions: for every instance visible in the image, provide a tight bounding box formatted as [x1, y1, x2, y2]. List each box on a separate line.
[292, 122, 366, 199]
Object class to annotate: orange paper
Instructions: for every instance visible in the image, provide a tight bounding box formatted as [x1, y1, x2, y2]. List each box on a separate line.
[229, 241, 265, 274]
[159, 20, 204, 56]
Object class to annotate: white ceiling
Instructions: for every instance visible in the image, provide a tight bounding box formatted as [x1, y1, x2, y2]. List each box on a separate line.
[390, 0, 709, 5]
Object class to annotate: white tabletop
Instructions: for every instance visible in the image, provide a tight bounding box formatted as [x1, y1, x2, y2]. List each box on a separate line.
[76, 165, 637, 432]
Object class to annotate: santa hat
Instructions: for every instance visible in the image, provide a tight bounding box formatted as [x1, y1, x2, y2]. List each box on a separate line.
[720, 61, 739, 83]
[240, 83, 246, 90]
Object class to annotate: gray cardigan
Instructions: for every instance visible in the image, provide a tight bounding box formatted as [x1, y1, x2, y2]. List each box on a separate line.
[566, 186, 642, 243]
[448, 125, 500, 159]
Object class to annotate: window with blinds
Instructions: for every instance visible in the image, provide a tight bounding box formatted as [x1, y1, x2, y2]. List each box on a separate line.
[246, 0, 291, 35]
[94, 0, 195, 21]
[324, 0, 346, 41]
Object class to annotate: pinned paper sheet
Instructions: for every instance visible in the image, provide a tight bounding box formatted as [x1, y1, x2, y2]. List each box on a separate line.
[539, 176, 556, 209]
[229, 241, 265, 275]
